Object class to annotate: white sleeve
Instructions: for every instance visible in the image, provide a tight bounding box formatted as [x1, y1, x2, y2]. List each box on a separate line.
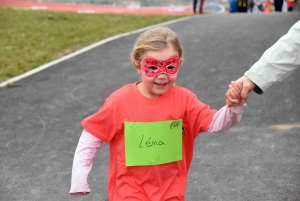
[69, 129, 102, 196]
[245, 20, 300, 93]
[207, 104, 245, 133]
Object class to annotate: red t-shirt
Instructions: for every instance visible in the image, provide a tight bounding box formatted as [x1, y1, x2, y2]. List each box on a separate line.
[82, 82, 217, 201]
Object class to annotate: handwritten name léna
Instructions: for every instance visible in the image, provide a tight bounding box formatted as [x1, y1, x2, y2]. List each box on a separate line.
[139, 135, 166, 148]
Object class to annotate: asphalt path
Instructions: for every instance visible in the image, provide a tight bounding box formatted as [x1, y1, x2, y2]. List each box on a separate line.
[1, 12, 300, 201]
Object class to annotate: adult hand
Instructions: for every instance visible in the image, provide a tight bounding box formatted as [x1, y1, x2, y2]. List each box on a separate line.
[226, 76, 256, 106]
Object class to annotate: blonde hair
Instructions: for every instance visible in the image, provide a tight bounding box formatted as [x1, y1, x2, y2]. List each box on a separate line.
[130, 27, 183, 69]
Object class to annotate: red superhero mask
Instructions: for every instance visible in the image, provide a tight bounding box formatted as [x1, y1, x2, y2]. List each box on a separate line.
[141, 55, 181, 77]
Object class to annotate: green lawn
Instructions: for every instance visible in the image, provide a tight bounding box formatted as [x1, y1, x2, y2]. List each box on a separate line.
[0, 6, 187, 83]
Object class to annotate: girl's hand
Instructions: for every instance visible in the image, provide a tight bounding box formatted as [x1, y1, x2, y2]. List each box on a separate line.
[226, 81, 242, 107]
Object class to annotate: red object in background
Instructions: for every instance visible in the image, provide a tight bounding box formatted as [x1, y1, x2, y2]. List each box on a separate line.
[0, 0, 193, 15]
[286, 0, 295, 9]
[264, 1, 274, 12]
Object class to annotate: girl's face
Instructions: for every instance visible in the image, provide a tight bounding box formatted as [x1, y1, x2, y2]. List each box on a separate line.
[136, 46, 180, 99]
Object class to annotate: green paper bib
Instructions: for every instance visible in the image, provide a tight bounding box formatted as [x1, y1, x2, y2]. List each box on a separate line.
[124, 119, 182, 166]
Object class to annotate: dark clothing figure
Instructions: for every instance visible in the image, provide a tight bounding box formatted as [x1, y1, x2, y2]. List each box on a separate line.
[193, 0, 205, 13]
[229, 0, 239, 12]
[274, 0, 283, 11]
[237, 0, 248, 12]
[249, 0, 255, 12]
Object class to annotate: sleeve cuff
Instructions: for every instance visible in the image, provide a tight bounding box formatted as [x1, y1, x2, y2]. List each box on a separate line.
[244, 71, 268, 94]
[69, 185, 90, 196]
[230, 103, 246, 114]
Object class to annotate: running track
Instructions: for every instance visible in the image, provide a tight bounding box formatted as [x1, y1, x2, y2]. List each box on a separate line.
[0, 0, 193, 15]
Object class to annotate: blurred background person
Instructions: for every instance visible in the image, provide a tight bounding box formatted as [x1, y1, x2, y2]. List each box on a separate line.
[193, 0, 205, 13]
[249, 0, 255, 12]
[229, 0, 239, 12]
[264, 0, 274, 12]
[286, 0, 295, 11]
[237, 0, 248, 12]
[274, 0, 283, 11]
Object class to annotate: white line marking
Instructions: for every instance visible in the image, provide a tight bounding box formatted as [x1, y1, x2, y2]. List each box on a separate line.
[0, 16, 192, 87]
[270, 123, 300, 130]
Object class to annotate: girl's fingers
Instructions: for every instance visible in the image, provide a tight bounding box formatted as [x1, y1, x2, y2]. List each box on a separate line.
[229, 84, 240, 99]
[225, 89, 239, 106]
[226, 81, 243, 107]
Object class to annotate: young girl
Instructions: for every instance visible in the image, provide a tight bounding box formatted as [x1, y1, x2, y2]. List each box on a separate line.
[70, 27, 245, 200]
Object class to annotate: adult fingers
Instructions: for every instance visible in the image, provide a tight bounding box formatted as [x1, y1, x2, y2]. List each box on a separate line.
[235, 76, 256, 104]
[240, 87, 250, 105]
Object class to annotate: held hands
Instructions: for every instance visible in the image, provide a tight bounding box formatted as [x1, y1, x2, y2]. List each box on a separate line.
[226, 76, 256, 106]
[225, 81, 243, 106]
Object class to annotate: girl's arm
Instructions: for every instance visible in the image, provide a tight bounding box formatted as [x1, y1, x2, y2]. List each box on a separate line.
[69, 129, 102, 196]
[207, 104, 245, 133]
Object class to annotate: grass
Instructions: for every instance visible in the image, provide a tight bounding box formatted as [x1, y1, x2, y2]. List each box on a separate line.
[0, 6, 187, 83]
